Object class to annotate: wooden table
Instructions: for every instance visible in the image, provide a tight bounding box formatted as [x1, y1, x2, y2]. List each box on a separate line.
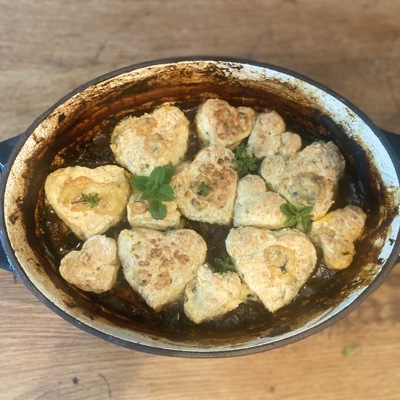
[1, 1, 399, 399]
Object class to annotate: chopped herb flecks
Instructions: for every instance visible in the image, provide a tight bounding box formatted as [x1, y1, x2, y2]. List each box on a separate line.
[72, 192, 100, 208]
[214, 254, 236, 274]
[197, 181, 212, 196]
[232, 143, 259, 177]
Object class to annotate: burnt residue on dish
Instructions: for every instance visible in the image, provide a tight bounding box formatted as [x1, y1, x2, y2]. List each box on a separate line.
[20, 64, 395, 347]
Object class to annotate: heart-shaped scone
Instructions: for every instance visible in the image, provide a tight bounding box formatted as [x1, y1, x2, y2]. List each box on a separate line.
[184, 264, 249, 324]
[45, 165, 131, 240]
[127, 189, 181, 231]
[172, 146, 238, 225]
[110, 104, 189, 175]
[233, 175, 288, 229]
[226, 227, 317, 312]
[59, 235, 120, 294]
[195, 98, 256, 149]
[246, 110, 302, 159]
[310, 205, 367, 270]
[118, 228, 207, 311]
[260, 141, 345, 220]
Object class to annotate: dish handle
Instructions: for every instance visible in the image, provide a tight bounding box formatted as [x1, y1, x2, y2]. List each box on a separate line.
[0, 135, 22, 171]
[0, 135, 23, 273]
[381, 129, 400, 264]
[0, 245, 14, 273]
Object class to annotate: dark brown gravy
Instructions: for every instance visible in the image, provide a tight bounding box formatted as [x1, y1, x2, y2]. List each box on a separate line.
[36, 102, 365, 341]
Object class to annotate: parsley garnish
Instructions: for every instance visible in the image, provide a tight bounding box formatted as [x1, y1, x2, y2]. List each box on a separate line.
[232, 143, 259, 177]
[72, 192, 100, 208]
[131, 164, 175, 220]
[197, 181, 212, 196]
[343, 344, 359, 357]
[214, 254, 236, 273]
[280, 203, 313, 230]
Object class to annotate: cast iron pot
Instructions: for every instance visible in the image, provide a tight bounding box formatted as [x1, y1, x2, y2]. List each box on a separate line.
[0, 58, 399, 358]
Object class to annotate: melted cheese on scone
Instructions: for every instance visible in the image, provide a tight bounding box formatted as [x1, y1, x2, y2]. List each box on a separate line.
[261, 141, 345, 220]
[226, 227, 317, 313]
[45, 165, 130, 240]
[310, 205, 367, 270]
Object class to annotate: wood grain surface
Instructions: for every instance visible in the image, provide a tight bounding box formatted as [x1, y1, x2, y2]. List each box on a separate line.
[0, 1, 399, 399]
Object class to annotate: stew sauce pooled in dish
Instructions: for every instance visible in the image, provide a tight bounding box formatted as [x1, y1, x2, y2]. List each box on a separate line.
[41, 99, 367, 326]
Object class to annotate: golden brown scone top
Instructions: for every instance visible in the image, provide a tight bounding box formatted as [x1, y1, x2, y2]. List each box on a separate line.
[45, 165, 131, 240]
[172, 145, 238, 225]
[195, 98, 256, 149]
[118, 228, 207, 312]
[226, 227, 317, 313]
[110, 104, 189, 175]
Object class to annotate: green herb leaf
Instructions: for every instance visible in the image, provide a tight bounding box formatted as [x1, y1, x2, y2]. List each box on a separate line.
[130, 165, 176, 220]
[343, 344, 358, 357]
[280, 203, 292, 216]
[149, 165, 166, 185]
[131, 175, 150, 192]
[299, 205, 314, 217]
[232, 143, 259, 177]
[288, 202, 298, 214]
[153, 184, 175, 202]
[280, 202, 313, 230]
[149, 199, 167, 220]
[163, 164, 175, 184]
[283, 215, 298, 227]
[140, 188, 153, 201]
[301, 215, 313, 230]
[214, 254, 236, 273]
[197, 181, 212, 196]
[72, 192, 100, 208]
